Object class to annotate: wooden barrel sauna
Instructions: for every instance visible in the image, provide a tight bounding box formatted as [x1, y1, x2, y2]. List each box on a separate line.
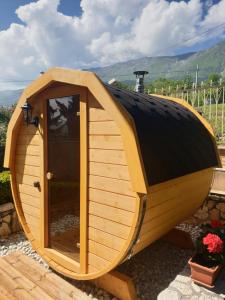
[4, 68, 220, 280]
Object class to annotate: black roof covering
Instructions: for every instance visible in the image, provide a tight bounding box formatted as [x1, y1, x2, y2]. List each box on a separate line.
[106, 85, 219, 186]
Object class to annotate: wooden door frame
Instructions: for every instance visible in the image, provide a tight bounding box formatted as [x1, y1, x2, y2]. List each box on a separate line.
[39, 84, 88, 274]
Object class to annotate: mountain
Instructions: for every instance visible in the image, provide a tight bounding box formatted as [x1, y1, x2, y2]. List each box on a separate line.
[1, 40, 225, 106]
[0, 89, 23, 107]
[92, 40, 225, 83]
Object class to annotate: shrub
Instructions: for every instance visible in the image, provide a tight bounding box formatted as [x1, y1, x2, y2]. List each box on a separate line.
[0, 171, 13, 205]
[0, 145, 5, 172]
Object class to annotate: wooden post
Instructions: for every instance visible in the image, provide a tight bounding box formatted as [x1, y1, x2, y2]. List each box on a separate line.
[92, 270, 137, 300]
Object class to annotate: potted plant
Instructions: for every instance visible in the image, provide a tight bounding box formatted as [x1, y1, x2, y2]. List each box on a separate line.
[188, 220, 225, 288]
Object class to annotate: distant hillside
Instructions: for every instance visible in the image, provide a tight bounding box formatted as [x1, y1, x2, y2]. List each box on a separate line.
[1, 40, 225, 106]
[92, 40, 225, 83]
[0, 89, 23, 107]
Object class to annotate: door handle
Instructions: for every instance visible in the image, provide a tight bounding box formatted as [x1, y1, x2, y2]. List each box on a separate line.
[46, 172, 54, 180]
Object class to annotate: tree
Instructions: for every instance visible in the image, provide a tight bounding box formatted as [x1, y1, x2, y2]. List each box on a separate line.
[207, 73, 221, 85]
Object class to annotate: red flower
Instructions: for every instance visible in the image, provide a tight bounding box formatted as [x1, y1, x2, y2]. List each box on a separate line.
[211, 220, 223, 228]
[203, 233, 223, 254]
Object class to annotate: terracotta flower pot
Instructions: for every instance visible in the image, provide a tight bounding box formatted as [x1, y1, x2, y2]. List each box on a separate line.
[188, 256, 222, 288]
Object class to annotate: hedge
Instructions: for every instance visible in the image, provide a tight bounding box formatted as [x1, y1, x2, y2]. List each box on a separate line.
[0, 171, 13, 205]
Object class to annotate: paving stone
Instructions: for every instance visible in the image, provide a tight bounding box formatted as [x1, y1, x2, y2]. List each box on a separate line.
[170, 281, 193, 296]
[191, 282, 201, 293]
[216, 203, 225, 213]
[210, 208, 220, 220]
[0, 222, 11, 237]
[175, 275, 191, 284]
[0, 203, 14, 213]
[158, 288, 181, 300]
[190, 296, 200, 300]
[2, 214, 11, 224]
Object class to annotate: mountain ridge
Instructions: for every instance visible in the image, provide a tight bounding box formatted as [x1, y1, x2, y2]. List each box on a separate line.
[91, 40, 225, 83]
[0, 40, 225, 106]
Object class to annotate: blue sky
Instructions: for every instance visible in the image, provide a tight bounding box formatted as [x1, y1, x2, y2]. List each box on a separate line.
[0, 0, 224, 90]
[0, 0, 82, 30]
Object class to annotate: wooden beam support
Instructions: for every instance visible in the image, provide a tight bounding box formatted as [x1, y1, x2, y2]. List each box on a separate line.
[92, 270, 137, 300]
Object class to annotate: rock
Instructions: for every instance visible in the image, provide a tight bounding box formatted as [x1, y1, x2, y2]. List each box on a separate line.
[12, 211, 21, 233]
[175, 275, 191, 284]
[216, 203, 225, 214]
[0, 222, 11, 237]
[158, 289, 181, 300]
[191, 282, 201, 293]
[210, 208, 220, 220]
[2, 214, 11, 224]
[170, 281, 193, 296]
[207, 200, 216, 210]
[0, 202, 14, 213]
[194, 209, 209, 220]
[221, 212, 225, 220]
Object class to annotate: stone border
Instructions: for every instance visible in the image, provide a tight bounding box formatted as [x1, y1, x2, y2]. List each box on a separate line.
[0, 202, 21, 237]
[185, 197, 225, 225]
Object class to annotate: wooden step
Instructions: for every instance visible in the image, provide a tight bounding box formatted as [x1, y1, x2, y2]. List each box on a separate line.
[0, 251, 92, 300]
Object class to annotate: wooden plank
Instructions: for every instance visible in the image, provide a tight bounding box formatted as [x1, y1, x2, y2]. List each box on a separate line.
[88, 264, 98, 274]
[0, 267, 34, 300]
[88, 93, 102, 108]
[89, 227, 125, 251]
[20, 125, 39, 135]
[89, 201, 134, 226]
[24, 213, 39, 229]
[20, 192, 40, 207]
[89, 121, 120, 135]
[93, 270, 137, 300]
[2, 253, 82, 300]
[18, 183, 41, 198]
[133, 206, 198, 255]
[89, 240, 119, 262]
[80, 88, 88, 274]
[40, 98, 48, 249]
[88, 253, 108, 270]
[141, 189, 208, 237]
[38, 84, 84, 100]
[0, 258, 36, 291]
[144, 178, 211, 224]
[89, 162, 130, 180]
[17, 134, 39, 146]
[15, 155, 40, 167]
[16, 174, 40, 186]
[89, 107, 113, 121]
[89, 214, 130, 239]
[16, 145, 40, 156]
[138, 190, 208, 249]
[27, 225, 40, 241]
[89, 149, 127, 165]
[16, 164, 40, 177]
[147, 171, 211, 209]
[148, 168, 212, 194]
[89, 188, 136, 212]
[0, 285, 17, 300]
[89, 135, 123, 150]
[44, 249, 80, 274]
[22, 202, 40, 218]
[89, 175, 135, 197]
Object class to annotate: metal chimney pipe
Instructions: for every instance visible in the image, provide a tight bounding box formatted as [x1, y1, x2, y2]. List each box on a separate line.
[133, 71, 149, 93]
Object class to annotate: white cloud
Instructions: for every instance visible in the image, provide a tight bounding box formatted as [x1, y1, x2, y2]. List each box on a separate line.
[0, 0, 225, 89]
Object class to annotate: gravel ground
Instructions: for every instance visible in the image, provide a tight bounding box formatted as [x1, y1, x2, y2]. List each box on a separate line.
[0, 224, 205, 300]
